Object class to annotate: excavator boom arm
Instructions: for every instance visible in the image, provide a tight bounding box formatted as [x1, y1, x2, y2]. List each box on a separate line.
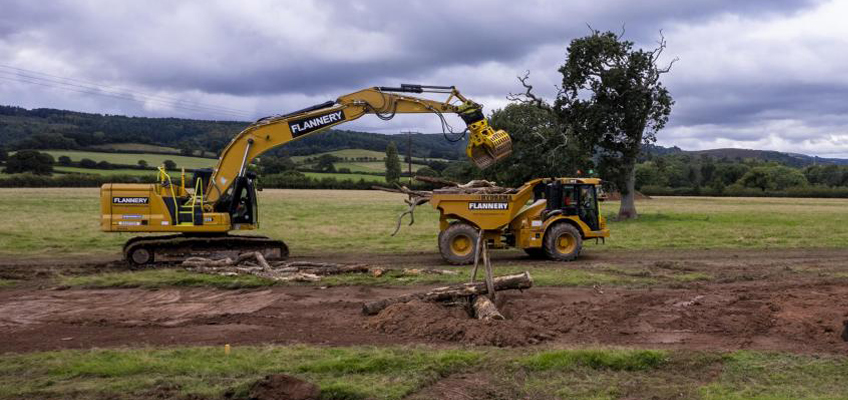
[206, 85, 511, 203]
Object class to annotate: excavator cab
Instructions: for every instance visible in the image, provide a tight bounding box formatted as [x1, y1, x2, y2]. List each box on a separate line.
[216, 173, 259, 227]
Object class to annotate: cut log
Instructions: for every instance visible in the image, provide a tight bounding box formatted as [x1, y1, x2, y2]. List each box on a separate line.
[362, 271, 532, 315]
[402, 268, 459, 276]
[472, 295, 505, 321]
[254, 252, 272, 271]
[302, 265, 369, 276]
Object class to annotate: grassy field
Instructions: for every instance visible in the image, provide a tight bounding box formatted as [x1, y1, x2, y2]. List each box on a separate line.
[37, 150, 216, 169]
[302, 172, 386, 182]
[54, 166, 158, 176]
[58, 261, 708, 289]
[1, 346, 845, 399]
[2, 189, 848, 257]
[291, 148, 387, 162]
[333, 161, 427, 173]
[88, 143, 180, 153]
[291, 148, 446, 163]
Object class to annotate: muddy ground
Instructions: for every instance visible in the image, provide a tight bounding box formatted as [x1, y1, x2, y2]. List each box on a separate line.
[1, 249, 848, 354]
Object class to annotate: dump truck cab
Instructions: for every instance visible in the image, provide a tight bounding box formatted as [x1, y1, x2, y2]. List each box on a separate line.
[431, 177, 609, 264]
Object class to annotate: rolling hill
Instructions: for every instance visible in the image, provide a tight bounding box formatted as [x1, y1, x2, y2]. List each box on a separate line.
[0, 105, 466, 160]
[644, 144, 848, 167]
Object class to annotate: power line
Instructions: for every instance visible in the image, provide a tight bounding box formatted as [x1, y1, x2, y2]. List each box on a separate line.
[0, 69, 253, 119]
[0, 65, 255, 119]
[0, 74, 252, 119]
[0, 64, 252, 115]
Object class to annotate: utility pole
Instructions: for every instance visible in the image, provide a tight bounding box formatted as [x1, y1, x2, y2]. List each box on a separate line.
[403, 131, 418, 183]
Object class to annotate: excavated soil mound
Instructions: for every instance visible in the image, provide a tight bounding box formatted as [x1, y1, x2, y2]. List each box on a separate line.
[246, 374, 320, 400]
[365, 300, 555, 347]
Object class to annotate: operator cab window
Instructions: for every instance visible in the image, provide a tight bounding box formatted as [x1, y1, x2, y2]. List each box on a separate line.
[578, 185, 599, 231]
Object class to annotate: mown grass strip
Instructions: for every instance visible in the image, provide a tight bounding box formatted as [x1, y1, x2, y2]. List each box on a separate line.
[4, 346, 848, 400]
[699, 351, 848, 400]
[518, 348, 669, 372]
[0, 345, 483, 400]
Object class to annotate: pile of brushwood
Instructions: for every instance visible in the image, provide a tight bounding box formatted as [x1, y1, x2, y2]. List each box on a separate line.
[375, 176, 519, 235]
[182, 252, 457, 282]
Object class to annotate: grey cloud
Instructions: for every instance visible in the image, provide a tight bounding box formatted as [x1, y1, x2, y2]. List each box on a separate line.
[1, 0, 844, 157]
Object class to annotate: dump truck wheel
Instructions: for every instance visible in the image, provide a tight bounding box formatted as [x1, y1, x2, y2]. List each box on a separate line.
[523, 248, 546, 259]
[543, 223, 582, 261]
[439, 222, 478, 265]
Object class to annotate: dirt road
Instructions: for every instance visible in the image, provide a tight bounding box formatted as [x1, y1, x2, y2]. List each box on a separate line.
[1, 249, 847, 354]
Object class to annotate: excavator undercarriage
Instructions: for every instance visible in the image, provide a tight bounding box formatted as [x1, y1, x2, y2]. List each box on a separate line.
[123, 234, 287, 266]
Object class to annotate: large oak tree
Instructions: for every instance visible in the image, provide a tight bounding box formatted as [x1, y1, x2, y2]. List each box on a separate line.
[514, 29, 675, 219]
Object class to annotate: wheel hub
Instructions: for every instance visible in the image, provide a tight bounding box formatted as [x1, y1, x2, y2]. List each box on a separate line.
[451, 235, 473, 256]
[556, 234, 576, 253]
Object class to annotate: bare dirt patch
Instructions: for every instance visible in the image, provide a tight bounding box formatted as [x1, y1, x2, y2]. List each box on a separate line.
[2, 249, 848, 354]
[366, 300, 554, 347]
[2, 278, 847, 354]
[244, 374, 321, 400]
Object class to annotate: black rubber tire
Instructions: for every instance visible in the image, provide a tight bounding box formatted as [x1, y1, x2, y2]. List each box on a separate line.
[523, 247, 546, 259]
[543, 223, 582, 261]
[438, 222, 479, 265]
[128, 246, 154, 266]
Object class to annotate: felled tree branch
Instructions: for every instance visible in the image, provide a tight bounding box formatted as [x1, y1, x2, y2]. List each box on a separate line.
[183, 252, 373, 282]
[375, 178, 519, 235]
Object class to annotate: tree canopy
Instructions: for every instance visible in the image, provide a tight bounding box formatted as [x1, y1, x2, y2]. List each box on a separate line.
[385, 142, 401, 183]
[510, 29, 675, 219]
[3, 150, 54, 175]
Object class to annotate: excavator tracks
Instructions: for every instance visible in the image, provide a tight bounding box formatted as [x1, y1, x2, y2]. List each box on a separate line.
[122, 234, 288, 266]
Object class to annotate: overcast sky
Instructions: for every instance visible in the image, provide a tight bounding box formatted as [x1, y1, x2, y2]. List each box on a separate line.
[2, 0, 848, 156]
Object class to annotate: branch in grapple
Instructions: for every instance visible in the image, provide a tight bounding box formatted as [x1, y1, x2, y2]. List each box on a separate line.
[375, 176, 520, 235]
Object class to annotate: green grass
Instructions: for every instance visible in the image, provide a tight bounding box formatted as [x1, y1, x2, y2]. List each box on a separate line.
[37, 150, 216, 169]
[700, 351, 848, 400]
[0, 189, 848, 256]
[4, 189, 848, 258]
[291, 149, 388, 162]
[518, 348, 668, 371]
[303, 172, 386, 182]
[0, 345, 482, 400]
[89, 143, 180, 154]
[0, 279, 17, 288]
[291, 148, 447, 164]
[601, 196, 848, 249]
[59, 269, 273, 290]
[55, 264, 666, 289]
[3, 346, 846, 400]
[331, 161, 428, 173]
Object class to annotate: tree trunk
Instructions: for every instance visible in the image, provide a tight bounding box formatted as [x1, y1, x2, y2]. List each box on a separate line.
[617, 161, 639, 220]
[361, 272, 532, 315]
[472, 295, 505, 321]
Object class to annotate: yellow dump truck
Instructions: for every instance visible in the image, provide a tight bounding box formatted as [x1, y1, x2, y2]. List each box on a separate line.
[431, 177, 609, 264]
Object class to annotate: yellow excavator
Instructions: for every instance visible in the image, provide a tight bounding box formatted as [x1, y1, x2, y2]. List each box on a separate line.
[100, 85, 512, 265]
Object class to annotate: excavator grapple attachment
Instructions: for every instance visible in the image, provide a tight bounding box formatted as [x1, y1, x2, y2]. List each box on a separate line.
[468, 128, 512, 169]
[465, 120, 512, 169]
